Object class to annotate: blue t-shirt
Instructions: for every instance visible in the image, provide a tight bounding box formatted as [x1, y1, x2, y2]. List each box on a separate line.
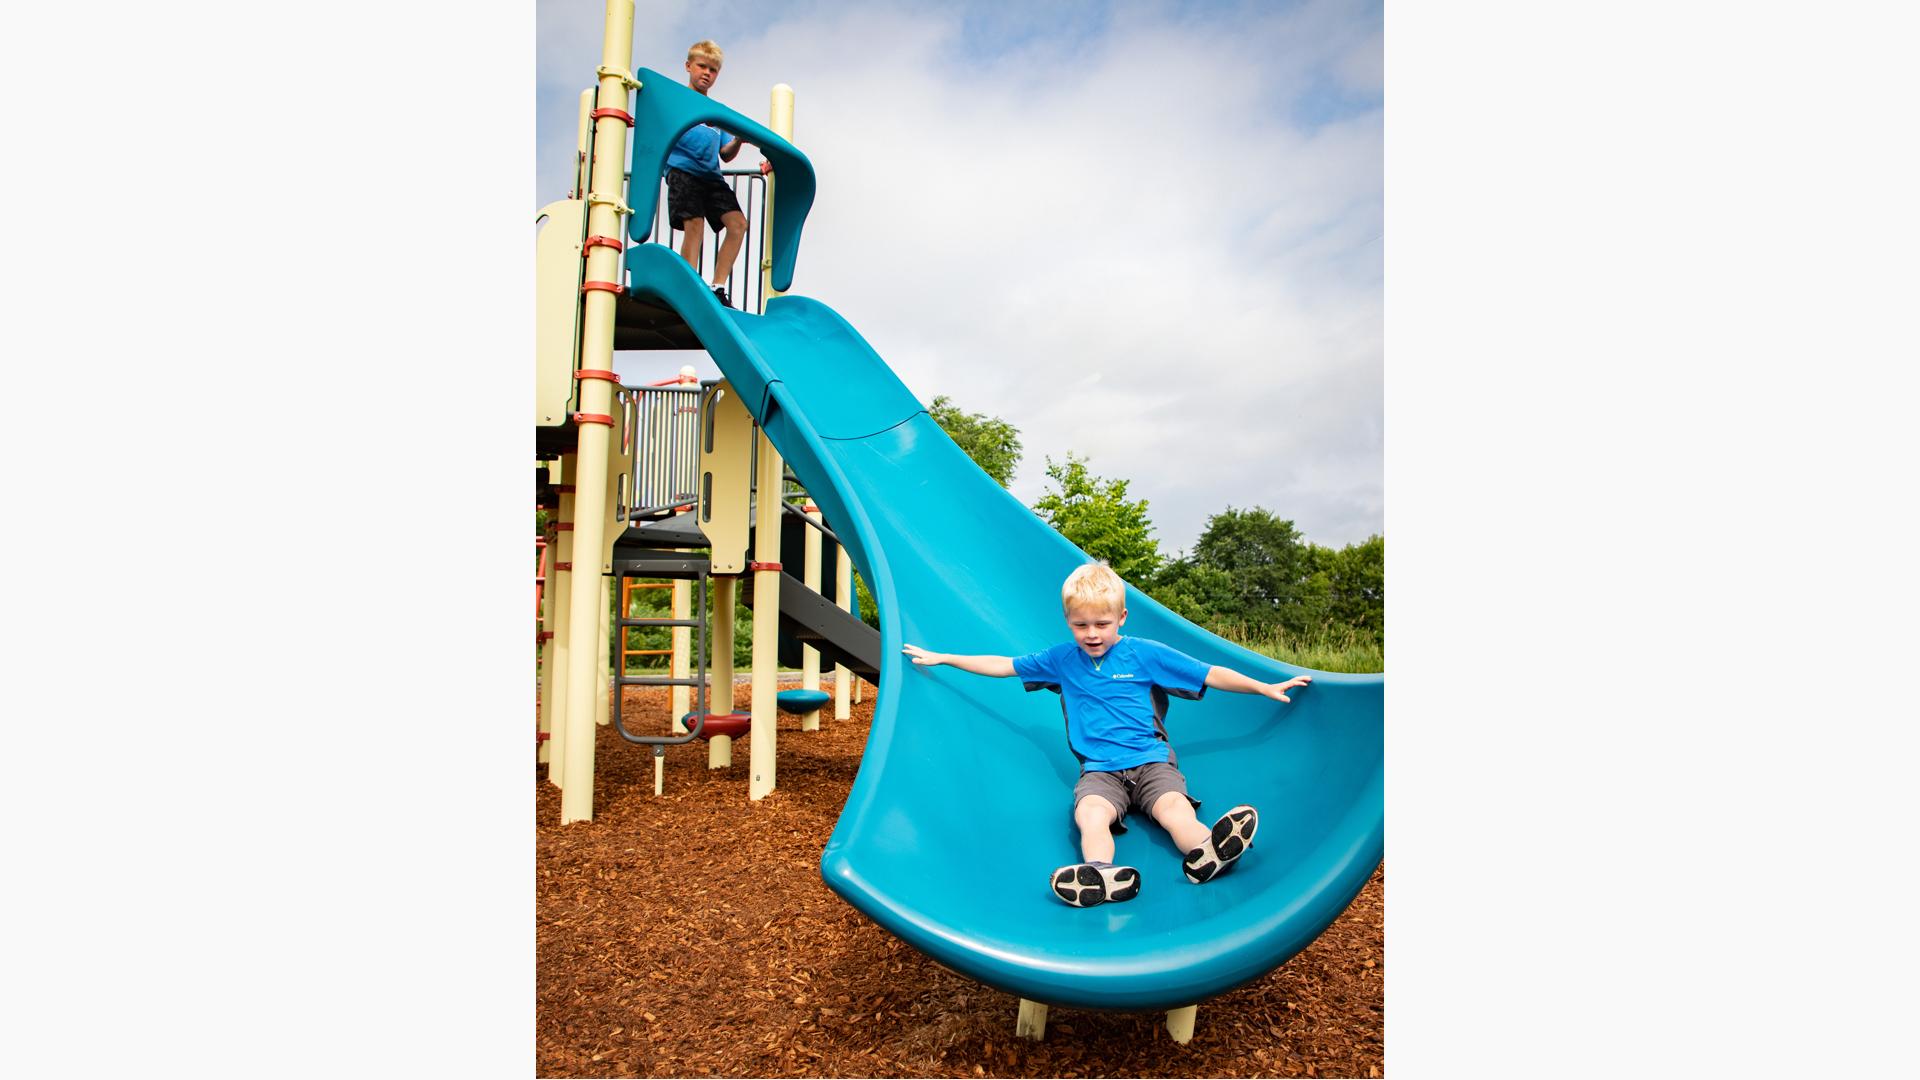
[666, 123, 730, 178]
[1011, 637, 1212, 772]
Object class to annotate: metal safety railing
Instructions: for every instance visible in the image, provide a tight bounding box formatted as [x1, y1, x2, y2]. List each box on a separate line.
[634, 167, 769, 313]
[614, 382, 704, 521]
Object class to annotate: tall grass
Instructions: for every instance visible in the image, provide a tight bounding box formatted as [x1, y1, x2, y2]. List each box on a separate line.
[1212, 621, 1384, 675]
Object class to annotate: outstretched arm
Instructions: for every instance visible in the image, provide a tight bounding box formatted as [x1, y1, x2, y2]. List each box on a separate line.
[1205, 666, 1313, 703]
[902, 644, 1016, 678]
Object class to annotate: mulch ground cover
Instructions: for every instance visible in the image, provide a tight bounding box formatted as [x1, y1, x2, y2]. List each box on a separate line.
[537, 683, 1384, 1078]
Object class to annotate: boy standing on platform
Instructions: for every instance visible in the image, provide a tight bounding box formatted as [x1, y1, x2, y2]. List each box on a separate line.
[666, 39, 771, 308]
[903, 562, 1312, 908]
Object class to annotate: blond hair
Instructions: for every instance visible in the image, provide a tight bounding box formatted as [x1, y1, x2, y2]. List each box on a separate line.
[1061, 562, 1126, 615]
[687, 40, 723, 65]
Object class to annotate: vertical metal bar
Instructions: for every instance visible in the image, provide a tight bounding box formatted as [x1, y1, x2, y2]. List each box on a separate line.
[612, 571, 626, 731]
[668, 390, 679, 505]
[671, 390, 682, 504]
[744, 177, 757, 313]
[697, 569, 709, 717]
[662, 390, 674, 510]
[685, 388, 699, 501]
[639, 391, 650, 508]
[651, 390, 663, 508]
[675, 387, 686, 503]
[642, 390, 653, 509]
[652, 391, 666, 507]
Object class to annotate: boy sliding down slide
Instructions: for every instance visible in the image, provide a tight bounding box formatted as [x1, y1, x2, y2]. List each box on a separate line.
[903, 562, 1310, 907]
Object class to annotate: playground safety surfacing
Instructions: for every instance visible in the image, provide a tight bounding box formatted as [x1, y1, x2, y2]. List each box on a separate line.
[536, 685, 1385, 1078]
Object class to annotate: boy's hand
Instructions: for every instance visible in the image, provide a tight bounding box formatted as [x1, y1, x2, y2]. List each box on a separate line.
[759, 158, 773, 176]
[1261, 675, 1313, 703]
[902, 644, 946, 667]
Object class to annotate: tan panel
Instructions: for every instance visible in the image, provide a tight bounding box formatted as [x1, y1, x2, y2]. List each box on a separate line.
[599, 391, 633, 573]
[535, 198, 587, 426]
[698, 381, 754, 574]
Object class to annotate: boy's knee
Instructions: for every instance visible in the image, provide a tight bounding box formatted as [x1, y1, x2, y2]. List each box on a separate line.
[720, 212, 747, 232]
[1150, 790, 1195, 819]
[1074, 796, 1116, 828]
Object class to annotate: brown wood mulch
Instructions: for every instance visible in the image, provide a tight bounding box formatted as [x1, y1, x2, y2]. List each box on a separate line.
[538, 684, 1384, 1078]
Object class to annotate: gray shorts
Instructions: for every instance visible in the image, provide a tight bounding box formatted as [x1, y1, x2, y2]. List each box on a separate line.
[1073, 760, 1201, 834]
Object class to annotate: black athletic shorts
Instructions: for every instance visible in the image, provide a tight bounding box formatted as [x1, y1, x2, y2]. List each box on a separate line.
[666, 168, 742, 232]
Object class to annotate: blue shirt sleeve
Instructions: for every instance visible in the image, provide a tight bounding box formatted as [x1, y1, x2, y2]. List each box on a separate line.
[1011, 643, 1063, 691]
[1137, 639, 1211, 698]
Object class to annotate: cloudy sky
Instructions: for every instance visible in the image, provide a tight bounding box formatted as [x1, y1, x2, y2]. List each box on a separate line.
[538, 0, 1382, 553]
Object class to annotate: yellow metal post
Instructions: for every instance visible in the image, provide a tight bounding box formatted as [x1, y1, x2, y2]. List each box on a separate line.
[558, 0, 637, 824]
[598, 393, 631, 729]
[748, 84, 795, 801]
[537, 575, 556, 762]
[699, 379, 753, 770]
[537, 528, 559, 763]
[710, 576, 735, 768]
[671, 568, 690, 732]
[759, 85, 794, 306]
[595, 575, 613, 726]
[834, 544, 852, 720]
[748, 429, 783, 800]
[546, 466, 576, 787]
[801, 503, 823, 731]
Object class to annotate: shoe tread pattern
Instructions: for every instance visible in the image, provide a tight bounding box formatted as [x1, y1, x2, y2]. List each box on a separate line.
[1050, 863, 1141, 907]
[1184, 805, 1259, 884]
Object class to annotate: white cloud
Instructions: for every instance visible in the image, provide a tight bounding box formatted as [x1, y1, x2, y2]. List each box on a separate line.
[540, 0, 1382, 550]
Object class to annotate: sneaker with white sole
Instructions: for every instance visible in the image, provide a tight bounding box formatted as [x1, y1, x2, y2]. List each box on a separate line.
[1049, 862, 1141, 907]
[1183, 804, 1259, 884]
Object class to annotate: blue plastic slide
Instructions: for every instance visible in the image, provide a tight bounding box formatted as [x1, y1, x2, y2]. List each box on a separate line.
[623, 244, 1383, 1012]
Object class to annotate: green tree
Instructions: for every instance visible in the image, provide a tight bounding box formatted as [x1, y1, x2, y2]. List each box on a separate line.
[1308, 534, 1384, 644]
[1146, 559, 1240, 627]
[929, 394, 1022, 487]
[1200, 506, 1314, 630]
[1031, 453, 1162, 585]
[1152, 509, 1384, 645]
[1150, 507, 1312, 634]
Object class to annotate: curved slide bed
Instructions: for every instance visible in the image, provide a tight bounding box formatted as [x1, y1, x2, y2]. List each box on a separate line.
[623, 242, 1383, 1012]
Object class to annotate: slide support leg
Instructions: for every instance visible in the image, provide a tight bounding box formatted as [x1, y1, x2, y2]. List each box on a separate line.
[1165, 1004, 1197, 1044]
[1015, 999, 1048, 1041]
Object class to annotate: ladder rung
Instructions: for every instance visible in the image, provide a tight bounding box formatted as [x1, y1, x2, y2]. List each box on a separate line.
[618, 676, 705, 687]
[621, 648, 673, 657]
[620, 618, 701, 628]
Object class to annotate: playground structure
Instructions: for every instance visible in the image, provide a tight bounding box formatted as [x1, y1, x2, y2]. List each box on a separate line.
[535, 0, 1383, 1047]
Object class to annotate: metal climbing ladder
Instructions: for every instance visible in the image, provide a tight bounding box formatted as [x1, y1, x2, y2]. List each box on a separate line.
[611, 553, 715, 758]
